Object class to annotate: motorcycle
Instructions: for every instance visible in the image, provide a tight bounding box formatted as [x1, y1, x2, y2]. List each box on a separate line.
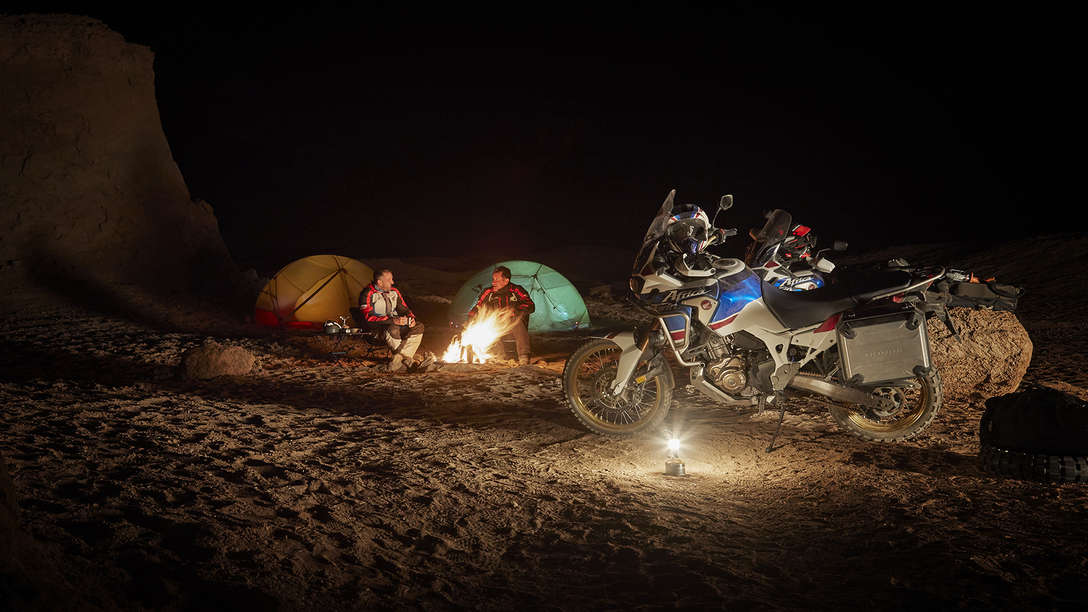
[561, 190, 947, 442]
[744, 208, 847, 291]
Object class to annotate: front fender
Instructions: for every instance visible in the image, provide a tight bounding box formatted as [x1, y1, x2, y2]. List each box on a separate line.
[605, 331, 674, 395]
[605, 331, 645, 395]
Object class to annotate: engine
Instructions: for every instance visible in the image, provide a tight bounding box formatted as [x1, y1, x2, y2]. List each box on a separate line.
[691, 332, 749, 394]
[707, 356, 748, 394]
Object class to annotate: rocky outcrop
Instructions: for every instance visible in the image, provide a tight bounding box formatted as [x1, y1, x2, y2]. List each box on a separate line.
[928, 308, 1033, 403]
[183, 340, 256, 379]
[0, 15, 238, 297]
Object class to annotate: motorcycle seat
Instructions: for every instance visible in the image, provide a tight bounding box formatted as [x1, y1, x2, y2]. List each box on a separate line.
[762, 269, 913, 329]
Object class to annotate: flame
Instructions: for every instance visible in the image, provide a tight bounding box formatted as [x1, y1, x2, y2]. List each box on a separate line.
[442, 308, 522, 364]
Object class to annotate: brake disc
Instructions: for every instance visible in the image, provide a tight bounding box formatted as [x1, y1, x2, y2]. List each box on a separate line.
[592, 368, 644, 411]
[868, 386, 906, 419]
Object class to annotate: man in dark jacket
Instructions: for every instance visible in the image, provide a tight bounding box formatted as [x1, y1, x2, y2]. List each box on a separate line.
[360, 268, 435, 372]
[468, 266, 535, 365]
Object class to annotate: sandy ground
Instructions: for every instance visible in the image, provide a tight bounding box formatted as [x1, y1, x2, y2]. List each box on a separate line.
[3, 242, 1088, 610]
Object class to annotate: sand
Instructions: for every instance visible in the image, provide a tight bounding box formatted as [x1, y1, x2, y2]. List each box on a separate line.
[2, 243, 1087, 610]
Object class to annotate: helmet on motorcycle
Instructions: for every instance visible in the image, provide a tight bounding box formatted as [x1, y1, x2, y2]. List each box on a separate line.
[780, 224, 816, 261]
[664, 204, 712, 256]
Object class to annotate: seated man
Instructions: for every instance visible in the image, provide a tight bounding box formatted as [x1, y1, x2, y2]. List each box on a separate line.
[468, 265, 535, 365]
[360, 268, 435, 372]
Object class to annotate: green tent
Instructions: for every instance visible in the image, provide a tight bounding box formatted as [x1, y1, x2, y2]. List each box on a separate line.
[450, 260, 591, 332]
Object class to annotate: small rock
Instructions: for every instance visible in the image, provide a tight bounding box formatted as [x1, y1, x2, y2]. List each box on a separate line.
[587, 284, 613, 299]
[181, 339, 256, 379]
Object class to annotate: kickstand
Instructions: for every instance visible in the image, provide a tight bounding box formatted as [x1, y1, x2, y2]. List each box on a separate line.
[766, 395, 787, 453]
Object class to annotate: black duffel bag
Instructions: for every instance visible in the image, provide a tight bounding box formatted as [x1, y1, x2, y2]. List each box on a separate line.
[947, 280, 1022, 312]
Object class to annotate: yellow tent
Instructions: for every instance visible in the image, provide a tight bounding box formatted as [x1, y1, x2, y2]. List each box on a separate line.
[254, 255, 374, 329]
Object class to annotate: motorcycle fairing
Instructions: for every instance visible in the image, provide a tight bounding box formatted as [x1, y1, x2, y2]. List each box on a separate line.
[684, 295, 719, 327]
[710, 270, 762, 326]
[772, 274, 826, 291]
[661, 311, 693, 352]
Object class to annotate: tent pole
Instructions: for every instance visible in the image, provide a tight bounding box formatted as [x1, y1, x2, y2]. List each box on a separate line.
[291, 271, 341, 317]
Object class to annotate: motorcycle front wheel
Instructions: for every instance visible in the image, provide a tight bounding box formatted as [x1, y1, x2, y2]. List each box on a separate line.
[562, 338, 672, 436]
[825, 369, 943, 442]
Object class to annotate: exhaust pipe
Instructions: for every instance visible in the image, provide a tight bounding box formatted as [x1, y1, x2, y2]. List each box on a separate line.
[788, 375, 882, 408]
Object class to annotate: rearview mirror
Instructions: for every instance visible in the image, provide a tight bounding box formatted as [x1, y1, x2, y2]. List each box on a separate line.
[719, 194, 734, 211]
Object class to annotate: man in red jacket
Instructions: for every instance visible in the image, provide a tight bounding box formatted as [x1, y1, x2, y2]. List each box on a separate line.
[468, 266, 535, 365]
[361, 268, 435, 372]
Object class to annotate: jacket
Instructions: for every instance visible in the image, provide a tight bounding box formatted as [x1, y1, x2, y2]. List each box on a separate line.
[360, 284, 414, 324]
[469, 282, 535, 318]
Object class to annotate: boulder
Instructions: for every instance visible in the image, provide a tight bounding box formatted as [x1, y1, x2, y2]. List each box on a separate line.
[182, 340, 255, 379]
[927, 308, 1033, 403]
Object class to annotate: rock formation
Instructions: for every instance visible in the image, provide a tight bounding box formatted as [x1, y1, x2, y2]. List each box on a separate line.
[928, 308, 1033, 403]
[0, 15, 238, 299]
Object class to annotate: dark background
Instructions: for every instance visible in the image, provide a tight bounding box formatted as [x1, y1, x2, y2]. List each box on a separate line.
[17, 3, 1076, 272]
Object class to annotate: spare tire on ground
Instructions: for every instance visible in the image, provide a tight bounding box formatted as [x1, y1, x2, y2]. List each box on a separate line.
[979, 386, 1088, 483]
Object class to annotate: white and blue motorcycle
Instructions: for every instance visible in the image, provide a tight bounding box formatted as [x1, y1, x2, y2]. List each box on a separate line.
[562, 190, 946, 442]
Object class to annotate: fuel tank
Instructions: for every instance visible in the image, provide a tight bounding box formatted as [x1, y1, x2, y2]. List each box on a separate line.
[680, 258, 763, 331]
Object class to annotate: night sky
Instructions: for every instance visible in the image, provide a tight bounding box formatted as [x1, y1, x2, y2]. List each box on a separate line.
[25, 4, 1075, 271]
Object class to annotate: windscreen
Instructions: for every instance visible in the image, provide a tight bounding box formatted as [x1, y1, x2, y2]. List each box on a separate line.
[745, 209, 794, 266]
[754, 209, 792, 243]
[632, 189, 676, 274]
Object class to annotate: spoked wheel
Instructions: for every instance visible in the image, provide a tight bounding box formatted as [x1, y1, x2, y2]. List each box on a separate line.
[561, 338, 672, 435]
[826, 370, 943, 442]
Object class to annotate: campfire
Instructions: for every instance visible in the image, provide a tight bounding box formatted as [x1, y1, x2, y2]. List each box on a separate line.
[442, 308, 522, 364]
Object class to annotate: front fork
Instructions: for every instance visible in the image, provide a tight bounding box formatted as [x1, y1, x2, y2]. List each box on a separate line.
[607, 324, 672, 396]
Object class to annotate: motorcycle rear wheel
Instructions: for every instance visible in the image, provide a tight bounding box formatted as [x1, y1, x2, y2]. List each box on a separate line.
[826, 369, 943, 442]
[562, 338, 672, 436]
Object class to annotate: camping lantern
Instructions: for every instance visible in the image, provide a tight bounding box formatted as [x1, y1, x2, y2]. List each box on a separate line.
[665, 437, 686, 476]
